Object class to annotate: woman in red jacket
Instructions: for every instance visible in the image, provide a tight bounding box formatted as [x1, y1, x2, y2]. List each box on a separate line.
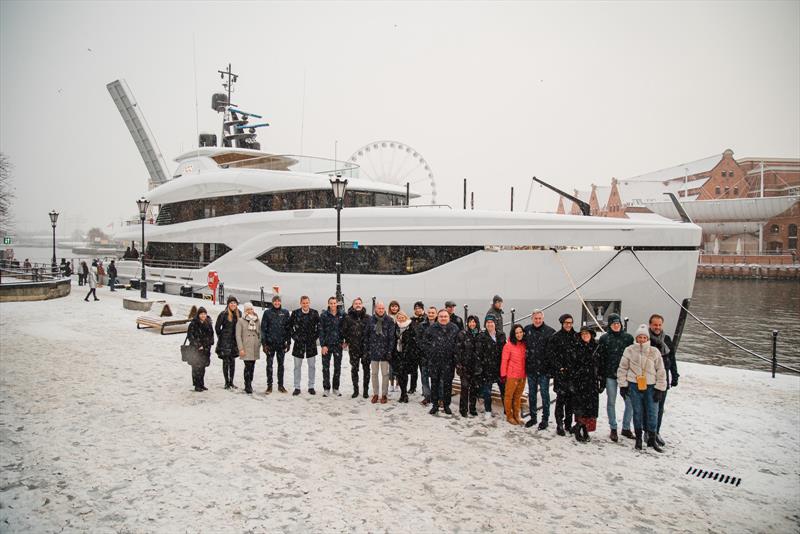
[501, 324, 527, 425]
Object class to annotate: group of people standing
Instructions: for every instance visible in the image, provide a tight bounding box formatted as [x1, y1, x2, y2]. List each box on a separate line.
[77, 258, 118, 301]
[185, 293, 679, 452]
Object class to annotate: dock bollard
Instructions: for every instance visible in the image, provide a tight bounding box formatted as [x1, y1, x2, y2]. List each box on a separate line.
[511, 308, 516, 325]
[772, 330, 779, 378]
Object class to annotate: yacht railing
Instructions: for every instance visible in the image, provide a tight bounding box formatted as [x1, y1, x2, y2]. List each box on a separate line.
[220, 154, 360, 178]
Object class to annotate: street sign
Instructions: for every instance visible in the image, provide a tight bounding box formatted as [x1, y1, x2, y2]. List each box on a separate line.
[2, 237, 11, 245]
[338, 241, 359, 249]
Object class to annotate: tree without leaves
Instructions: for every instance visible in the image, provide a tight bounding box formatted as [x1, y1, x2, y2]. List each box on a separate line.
[0, 153, 14, 234]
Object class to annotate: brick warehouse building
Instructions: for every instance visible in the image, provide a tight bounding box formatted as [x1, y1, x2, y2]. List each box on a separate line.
[558, 149, 799, 254]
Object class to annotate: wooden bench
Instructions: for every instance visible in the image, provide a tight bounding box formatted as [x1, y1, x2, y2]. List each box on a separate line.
[136, 303, 198, 335]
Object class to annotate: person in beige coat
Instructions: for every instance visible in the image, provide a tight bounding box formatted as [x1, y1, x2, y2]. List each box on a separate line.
[236, 302, 262, 394]
[617, 324, 667, 452]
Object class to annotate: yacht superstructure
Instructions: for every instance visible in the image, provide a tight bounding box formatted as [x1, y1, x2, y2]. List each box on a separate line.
[110, 67, 702, 339]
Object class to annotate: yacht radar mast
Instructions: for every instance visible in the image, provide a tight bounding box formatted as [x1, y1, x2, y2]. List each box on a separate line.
[209, 64, 269, 150]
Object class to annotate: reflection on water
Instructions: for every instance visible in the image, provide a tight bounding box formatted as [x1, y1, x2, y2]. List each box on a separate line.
[679, 279, 800, 374]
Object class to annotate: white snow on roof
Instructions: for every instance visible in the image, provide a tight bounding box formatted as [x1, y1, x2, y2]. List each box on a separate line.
[625, 153, 722, 183]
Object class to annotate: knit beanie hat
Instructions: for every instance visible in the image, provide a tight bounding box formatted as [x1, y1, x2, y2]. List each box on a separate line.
[493, 295, 503, 304]
[413, 301, 424, 310]
[227, 295, 239, 305]
[635, 324, 649, 338]
[608, 313, 621, 326]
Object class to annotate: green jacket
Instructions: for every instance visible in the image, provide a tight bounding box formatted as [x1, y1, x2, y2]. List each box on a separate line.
[597, 329, 634, 379]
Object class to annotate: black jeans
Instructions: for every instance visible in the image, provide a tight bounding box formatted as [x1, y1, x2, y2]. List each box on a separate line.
[430, 365, 455, 408]
[458, 372, 479, 414]
[244, 360, 255, 387]
[191, 365, 205, 388]
[222, 356, 236, 386]
[349, 351, 370, 392]
[84, 288, 97, 300]
[266, 346, 285, 387]
[322, 347, 342, 391]
[555, 390, 574, 429]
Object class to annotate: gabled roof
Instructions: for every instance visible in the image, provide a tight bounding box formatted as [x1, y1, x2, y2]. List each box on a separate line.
[625, 153, 722, 183]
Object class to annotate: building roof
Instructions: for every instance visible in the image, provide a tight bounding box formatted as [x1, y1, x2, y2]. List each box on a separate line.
[643, 196, 798, 222]
[624, 153, 722, 184]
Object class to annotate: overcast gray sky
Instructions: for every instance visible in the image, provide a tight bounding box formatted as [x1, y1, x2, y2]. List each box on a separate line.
[1, 0, 798, 235]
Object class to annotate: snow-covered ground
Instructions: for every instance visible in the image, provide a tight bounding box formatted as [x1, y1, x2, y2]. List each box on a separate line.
[1, 287, 798, 533]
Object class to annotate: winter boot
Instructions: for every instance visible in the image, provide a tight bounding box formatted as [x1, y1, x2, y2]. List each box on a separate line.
[352, 388, 359, 399]
[634, 429, 643, 450]
[556, 424, 566, 436]
[429, 406, 439, 415]
[266, 385, 273, 394]
[362, 385, 369, 399]
[574, 424, 585, 442]
[460, 410, 468, 418]
[443, 406, 453, 415]
[525, 418, 537, 428]
[278, 385, 287, 393]
[293, 389, 301, 396]
[621, 429, 635, 440]
[610, 429, 619, 442]
[655, 433, 666, 447]
[537, 421, 549, 431]
[647, 432, 664, 453]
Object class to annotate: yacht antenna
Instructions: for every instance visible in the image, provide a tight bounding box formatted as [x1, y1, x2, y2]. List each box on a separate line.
[532, 176, 591, 216]
[217, 63, 239, 147]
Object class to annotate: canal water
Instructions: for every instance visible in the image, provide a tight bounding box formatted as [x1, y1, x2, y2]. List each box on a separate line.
[4, 246, 798, 374]
[679, 278, 800, 374]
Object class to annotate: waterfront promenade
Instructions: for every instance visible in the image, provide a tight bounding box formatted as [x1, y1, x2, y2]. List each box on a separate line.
[0, 290, 798, 532]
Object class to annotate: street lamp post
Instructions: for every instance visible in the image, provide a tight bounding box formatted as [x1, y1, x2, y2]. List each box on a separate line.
[48, 210, 59, 277]
[329, 175, 348, 308]
[136, 197, 150, 299]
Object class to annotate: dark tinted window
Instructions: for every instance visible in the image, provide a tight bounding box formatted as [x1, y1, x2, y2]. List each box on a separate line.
[145, 241, 231, 268]
[157, 190, 407, 225]
[258, 245, 482, 275]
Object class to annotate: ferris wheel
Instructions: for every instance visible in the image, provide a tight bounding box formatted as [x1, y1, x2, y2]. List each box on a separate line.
[349, 140, 437, 204]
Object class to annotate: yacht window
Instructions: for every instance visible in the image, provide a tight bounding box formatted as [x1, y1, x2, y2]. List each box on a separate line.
[145, 241, 231, 268]
[258, 245, 482, 275]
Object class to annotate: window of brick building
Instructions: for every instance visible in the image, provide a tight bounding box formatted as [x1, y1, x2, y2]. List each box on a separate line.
[771, 224, 780, 234]
[715, 186, 721, 195]
[733, 186, 739, 195]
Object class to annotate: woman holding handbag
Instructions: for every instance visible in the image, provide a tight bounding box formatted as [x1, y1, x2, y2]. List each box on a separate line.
[617, 324, 667, 452]
[187, 307, 214, 392]
[236, 302, 262, 394]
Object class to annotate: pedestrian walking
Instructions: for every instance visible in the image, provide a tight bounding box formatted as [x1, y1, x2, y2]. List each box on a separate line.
[572, 326, 603, 442]
[342, 297, 370, 399]
[216, 296, 241, 389]
[649, 313, 679, 447]
[547, 314, 581, 436]
[596, 313, 635, 442]
[523, 309, 556, 429]
[290, 296, 320, 395]
[261, 295, 291, 394]
[475, 317, 506, 419]
[364, 302, 397, 404]
[501, 324, 527, 425]
[187, 306, 214, 392]
[425, 309, 460, 415]
[456, 315, 482, 417]
[320, 296, 345, 397]
[236, 302, 262, 394]
[484, 295, 505, 335]
[83, 263, 99, 301]
[617, 324, 667, 452]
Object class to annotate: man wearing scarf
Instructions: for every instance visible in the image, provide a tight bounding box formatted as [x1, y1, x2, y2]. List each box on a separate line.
[649, 314, 679, 447]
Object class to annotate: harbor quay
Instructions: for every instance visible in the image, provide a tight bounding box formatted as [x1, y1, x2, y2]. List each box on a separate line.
[0, 289, 798, 532]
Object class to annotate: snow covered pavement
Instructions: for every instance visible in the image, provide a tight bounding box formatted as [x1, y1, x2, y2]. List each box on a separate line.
[1, 288, 798, 533]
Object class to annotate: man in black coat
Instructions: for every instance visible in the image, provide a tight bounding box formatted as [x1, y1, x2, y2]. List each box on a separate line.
[445, 301, 464, 331]
[546, 313, 581, 436]
[649, 313, 680, 447]
[319, 297, 345, 397]
[363, 302, 397, 403]
[261, 295, 291, 393]
[107, 260, 118, 291]
[289, 295, 320, 396]
[415, 306, 438, 405]
[342, 297, 370, 399]
[523, 309, 556, 430]
[424, 309, 460, 415]
[408, 301, 426, 394]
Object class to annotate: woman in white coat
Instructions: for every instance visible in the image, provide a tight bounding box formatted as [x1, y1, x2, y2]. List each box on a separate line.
[84, 263, 99, 302]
